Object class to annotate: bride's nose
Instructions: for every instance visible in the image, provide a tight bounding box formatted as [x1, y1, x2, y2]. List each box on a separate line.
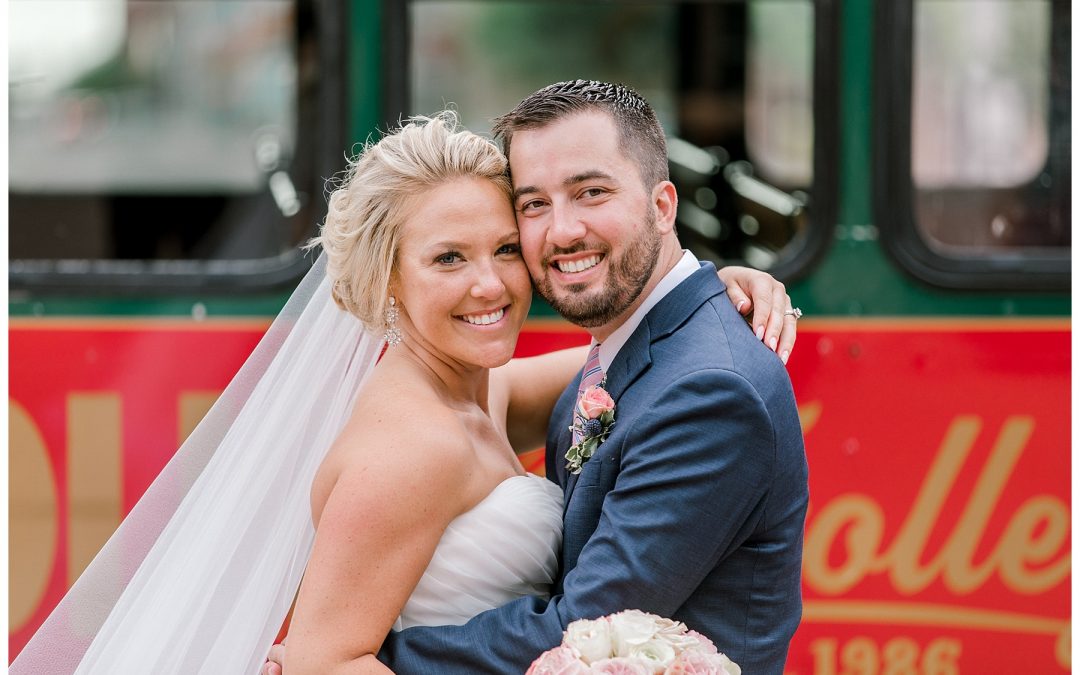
[470, 261, 506, 299]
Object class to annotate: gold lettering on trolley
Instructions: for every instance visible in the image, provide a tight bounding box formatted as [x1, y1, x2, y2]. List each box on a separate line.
[804, 495, 884, 595]
[802, 414, 1071, 669]
[803, 600, 1070, 670]
[806, 416, 1068, 596]
[67, 393, 123, 584]
[872, 416, 981, 593]
[872, 416, 1068, 595]
[808, 635, 962, 675]
[998, 495, 1070, 591]
[9, 401, 58, 632]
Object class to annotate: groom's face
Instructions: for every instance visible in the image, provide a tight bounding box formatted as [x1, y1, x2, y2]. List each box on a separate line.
[508, 111, 662, 331]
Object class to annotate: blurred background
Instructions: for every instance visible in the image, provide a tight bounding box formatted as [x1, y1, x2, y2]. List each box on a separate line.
[9, 1, 1071, 672]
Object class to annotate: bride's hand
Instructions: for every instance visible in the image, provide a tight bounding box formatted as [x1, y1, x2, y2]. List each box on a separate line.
[716, 265, 797, 365]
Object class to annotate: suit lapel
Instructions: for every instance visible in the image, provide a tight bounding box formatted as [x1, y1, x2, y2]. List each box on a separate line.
[642, 263, 726, 343]
[560, 263, 725, 506]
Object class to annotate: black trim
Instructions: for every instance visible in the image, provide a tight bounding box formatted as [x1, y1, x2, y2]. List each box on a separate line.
[9, 0, 349, 294]
[9, 252, 318, 294]
[381, 0, 411, 127]
[874, 0, 1070, 291]
[767, 0, 839, 283]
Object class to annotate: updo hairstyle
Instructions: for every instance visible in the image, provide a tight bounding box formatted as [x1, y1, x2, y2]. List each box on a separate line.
[312, 111, 511, 331]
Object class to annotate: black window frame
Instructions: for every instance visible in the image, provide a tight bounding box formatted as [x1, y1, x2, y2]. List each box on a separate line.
[874, 0, 1070, 291]
[8, 0, 349, 294]
[383, 0, 840, 283]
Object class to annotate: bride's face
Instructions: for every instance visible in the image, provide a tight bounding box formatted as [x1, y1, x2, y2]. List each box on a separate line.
[392, 176, 531, 369]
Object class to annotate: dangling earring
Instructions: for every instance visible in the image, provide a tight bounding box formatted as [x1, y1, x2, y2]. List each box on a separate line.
[384, 296, 403, 346]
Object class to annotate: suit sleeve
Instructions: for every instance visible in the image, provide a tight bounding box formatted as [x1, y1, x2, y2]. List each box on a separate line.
[378, 369, 776, 674]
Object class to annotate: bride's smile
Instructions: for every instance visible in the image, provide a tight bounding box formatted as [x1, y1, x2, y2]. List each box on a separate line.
[455, 306, 508, 326]
[392, 176, 532, 370]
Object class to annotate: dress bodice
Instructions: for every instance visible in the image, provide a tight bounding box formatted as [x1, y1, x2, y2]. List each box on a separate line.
[394, 474, 563, 630]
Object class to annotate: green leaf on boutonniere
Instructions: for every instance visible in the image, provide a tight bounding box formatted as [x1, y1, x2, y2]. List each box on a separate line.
[565, 422, 612, 474]
[566, 388, 616, 474]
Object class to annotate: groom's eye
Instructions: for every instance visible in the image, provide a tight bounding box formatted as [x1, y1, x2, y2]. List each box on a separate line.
[519, 199, 546, 214]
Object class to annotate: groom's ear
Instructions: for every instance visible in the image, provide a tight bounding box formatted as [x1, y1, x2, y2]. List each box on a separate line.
[652, 180, 678, 235]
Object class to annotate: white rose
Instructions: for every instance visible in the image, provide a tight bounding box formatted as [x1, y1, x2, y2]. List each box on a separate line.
[626, 638, 677, 673]
[714, 651, 741, 675]
[609, 610, 661, 656]
[563, 618, 614, 664]
[650, 616, 686, 636]
[656, 630, 702, 653]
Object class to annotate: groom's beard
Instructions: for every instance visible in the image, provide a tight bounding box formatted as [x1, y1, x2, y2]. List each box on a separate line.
[534, 207, 662, 328]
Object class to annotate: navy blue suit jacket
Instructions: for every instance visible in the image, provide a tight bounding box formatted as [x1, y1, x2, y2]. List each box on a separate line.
[379, 263, 808, 674]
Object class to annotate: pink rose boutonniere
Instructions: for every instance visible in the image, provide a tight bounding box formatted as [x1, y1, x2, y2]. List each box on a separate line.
[565, 384, 616, 475]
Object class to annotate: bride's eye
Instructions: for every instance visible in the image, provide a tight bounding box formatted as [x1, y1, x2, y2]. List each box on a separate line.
[496, 243, 521, 256]
[434, 251, 463, 265]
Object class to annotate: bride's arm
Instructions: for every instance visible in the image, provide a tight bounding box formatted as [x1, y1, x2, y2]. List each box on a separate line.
[283, 420, 473, 675]
[492, 345, 589, 452]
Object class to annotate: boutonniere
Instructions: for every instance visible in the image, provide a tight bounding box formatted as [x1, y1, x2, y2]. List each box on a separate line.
[565, 383, 616, 474]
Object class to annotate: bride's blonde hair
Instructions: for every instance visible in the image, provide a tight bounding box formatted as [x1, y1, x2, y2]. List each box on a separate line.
[312, 110, 512, 331]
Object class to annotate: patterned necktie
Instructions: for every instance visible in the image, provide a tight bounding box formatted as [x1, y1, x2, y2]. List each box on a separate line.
[572, 342, 604, 446]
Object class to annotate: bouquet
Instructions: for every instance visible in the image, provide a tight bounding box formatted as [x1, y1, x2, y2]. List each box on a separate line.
[526, 610, 741, 675]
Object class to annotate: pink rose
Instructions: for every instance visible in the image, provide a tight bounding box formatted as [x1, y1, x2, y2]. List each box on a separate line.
[527, 645, 591, 675]
[577, 385, 615, 419]
[588, 656, 654, 674]
[665, 650, 741, 675]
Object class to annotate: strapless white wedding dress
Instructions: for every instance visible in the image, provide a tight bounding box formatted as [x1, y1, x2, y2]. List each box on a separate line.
[395, 473, 564, 630]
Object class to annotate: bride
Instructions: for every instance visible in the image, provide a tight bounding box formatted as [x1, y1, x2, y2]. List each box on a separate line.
[11, 111, 793, 674]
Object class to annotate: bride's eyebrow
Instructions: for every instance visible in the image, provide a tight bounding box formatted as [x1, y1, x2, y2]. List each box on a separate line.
[424, 240, 466, 252]
[425, 230, 519, 251]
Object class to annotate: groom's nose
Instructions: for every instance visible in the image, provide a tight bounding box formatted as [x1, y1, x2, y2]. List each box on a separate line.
[547, 201, 587, 249]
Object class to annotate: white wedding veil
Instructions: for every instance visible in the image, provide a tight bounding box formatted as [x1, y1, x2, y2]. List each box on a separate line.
[11, 254, 384, 674]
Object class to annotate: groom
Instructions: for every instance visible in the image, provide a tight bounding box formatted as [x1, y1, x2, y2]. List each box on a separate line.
[272, 80, 808, 674]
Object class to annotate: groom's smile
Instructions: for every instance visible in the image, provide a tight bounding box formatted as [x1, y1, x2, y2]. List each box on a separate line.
[546, 248, 608, 289]
[552, 253, 602, 275]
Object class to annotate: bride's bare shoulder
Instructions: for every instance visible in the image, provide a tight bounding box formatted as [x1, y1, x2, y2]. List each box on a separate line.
[311, 377, 473, 523]
[347, 375, 467, 454]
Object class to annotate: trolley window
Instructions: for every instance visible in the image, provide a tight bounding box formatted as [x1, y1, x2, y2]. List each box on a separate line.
[8, 0, 346, 291]
[876, 0, 1070, 290]
[396, 0, 839, 281]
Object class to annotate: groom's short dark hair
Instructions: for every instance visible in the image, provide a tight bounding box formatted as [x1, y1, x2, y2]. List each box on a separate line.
[492, 79, 669, 190]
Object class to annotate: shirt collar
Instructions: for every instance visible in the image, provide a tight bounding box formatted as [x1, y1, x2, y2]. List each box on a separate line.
[596, 250, 700, 372]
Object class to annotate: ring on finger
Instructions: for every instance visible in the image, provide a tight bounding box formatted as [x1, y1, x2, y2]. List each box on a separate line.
[784, 307, 803, 320]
